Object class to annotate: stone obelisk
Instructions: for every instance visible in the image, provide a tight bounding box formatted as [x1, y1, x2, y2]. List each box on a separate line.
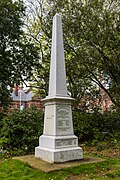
[35, 14, 83, 163]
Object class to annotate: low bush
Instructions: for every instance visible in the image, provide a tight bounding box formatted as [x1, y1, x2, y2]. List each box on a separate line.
[0, 111, 6, 129]
[73, 110, 120, 143]
[0, 106, 120, 156]
[0, 107, 44, 155]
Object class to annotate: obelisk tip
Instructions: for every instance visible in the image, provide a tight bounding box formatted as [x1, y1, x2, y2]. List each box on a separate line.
[54, 13, 61, 18]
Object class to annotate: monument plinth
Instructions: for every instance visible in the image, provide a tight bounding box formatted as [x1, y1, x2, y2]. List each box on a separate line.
[35, 14, 83, 163]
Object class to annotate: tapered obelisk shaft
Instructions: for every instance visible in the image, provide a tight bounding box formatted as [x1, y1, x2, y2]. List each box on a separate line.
[48, 14, 68, 97]
[35, 14, 83, 163]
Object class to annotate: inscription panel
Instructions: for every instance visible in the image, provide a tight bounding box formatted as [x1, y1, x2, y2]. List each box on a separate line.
[56, 105, 73, 135]
[55, 139, 77, 148]
[45, 105, 54, 121]
[54, 148, 83, 162]
[44, 104, 55, 135]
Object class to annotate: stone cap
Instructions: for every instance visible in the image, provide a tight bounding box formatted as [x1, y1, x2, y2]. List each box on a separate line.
[42, 96, 75, 103]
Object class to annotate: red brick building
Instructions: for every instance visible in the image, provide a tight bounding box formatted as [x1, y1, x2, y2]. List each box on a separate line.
[9, 84, 112, 112]
[9, 84, 43, 111]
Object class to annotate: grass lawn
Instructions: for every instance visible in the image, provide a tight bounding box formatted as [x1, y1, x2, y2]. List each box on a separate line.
[0, 143, 120, 180]
[0, 157, 120, 180]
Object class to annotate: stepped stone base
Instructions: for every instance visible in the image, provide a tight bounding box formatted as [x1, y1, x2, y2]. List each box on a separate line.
[35, 146, 83, 163]
[35, 135, 83, 163]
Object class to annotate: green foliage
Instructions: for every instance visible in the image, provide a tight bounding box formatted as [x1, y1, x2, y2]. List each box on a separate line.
[73, 110, 120, 143]
[0, 107, 120, 156]
[0, 0, 40, 108]
[26, 0, 120, 108]
[0, 112, 6, 127]
[0, 107, 44, 155]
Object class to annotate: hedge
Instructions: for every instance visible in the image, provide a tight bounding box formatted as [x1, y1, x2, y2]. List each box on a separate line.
[0, 107, 120, 155]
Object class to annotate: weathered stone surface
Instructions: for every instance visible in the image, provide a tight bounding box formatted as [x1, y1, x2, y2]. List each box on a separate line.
[14, 155, 105, 172]
[35, 147, 83, 163]
[43, 101, 74, 136]
[38, 135, 78, 149]
[35, 13, 83, 163]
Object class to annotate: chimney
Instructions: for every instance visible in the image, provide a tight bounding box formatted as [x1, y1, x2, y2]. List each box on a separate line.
[14, 83, 18, 96]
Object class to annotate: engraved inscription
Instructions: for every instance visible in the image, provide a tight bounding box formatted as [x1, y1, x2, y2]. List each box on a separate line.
[44, 104, 55, 135]
[55, 150, 82, 161]
[56, 105, 71, 133]
[45, 105, 54, 121]
[55, 139, 77, 147]
[46, 114, 54, 120]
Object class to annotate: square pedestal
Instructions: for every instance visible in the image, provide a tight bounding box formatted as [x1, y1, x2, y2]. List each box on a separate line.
[35, 146, 83, 163]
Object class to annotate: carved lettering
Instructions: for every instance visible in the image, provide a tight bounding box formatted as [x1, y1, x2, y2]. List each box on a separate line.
[56, 150, 81, 160]
[56, 105, 71, 134]
[55, 139, 77, 147]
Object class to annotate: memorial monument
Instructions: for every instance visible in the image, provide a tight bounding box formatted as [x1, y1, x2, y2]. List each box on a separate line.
[35, 13, 83, 163]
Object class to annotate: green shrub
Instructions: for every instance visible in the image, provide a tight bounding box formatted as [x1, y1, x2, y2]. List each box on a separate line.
[73, 110, 120, 143]
[1, 106, 120, 156]
[0, 107, 44, 155]
[0, 111, 6, 129]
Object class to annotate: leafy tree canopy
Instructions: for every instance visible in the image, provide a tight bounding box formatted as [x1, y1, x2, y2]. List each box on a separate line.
[25, 0, 120, 109]
[0, 0, 40, 109]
